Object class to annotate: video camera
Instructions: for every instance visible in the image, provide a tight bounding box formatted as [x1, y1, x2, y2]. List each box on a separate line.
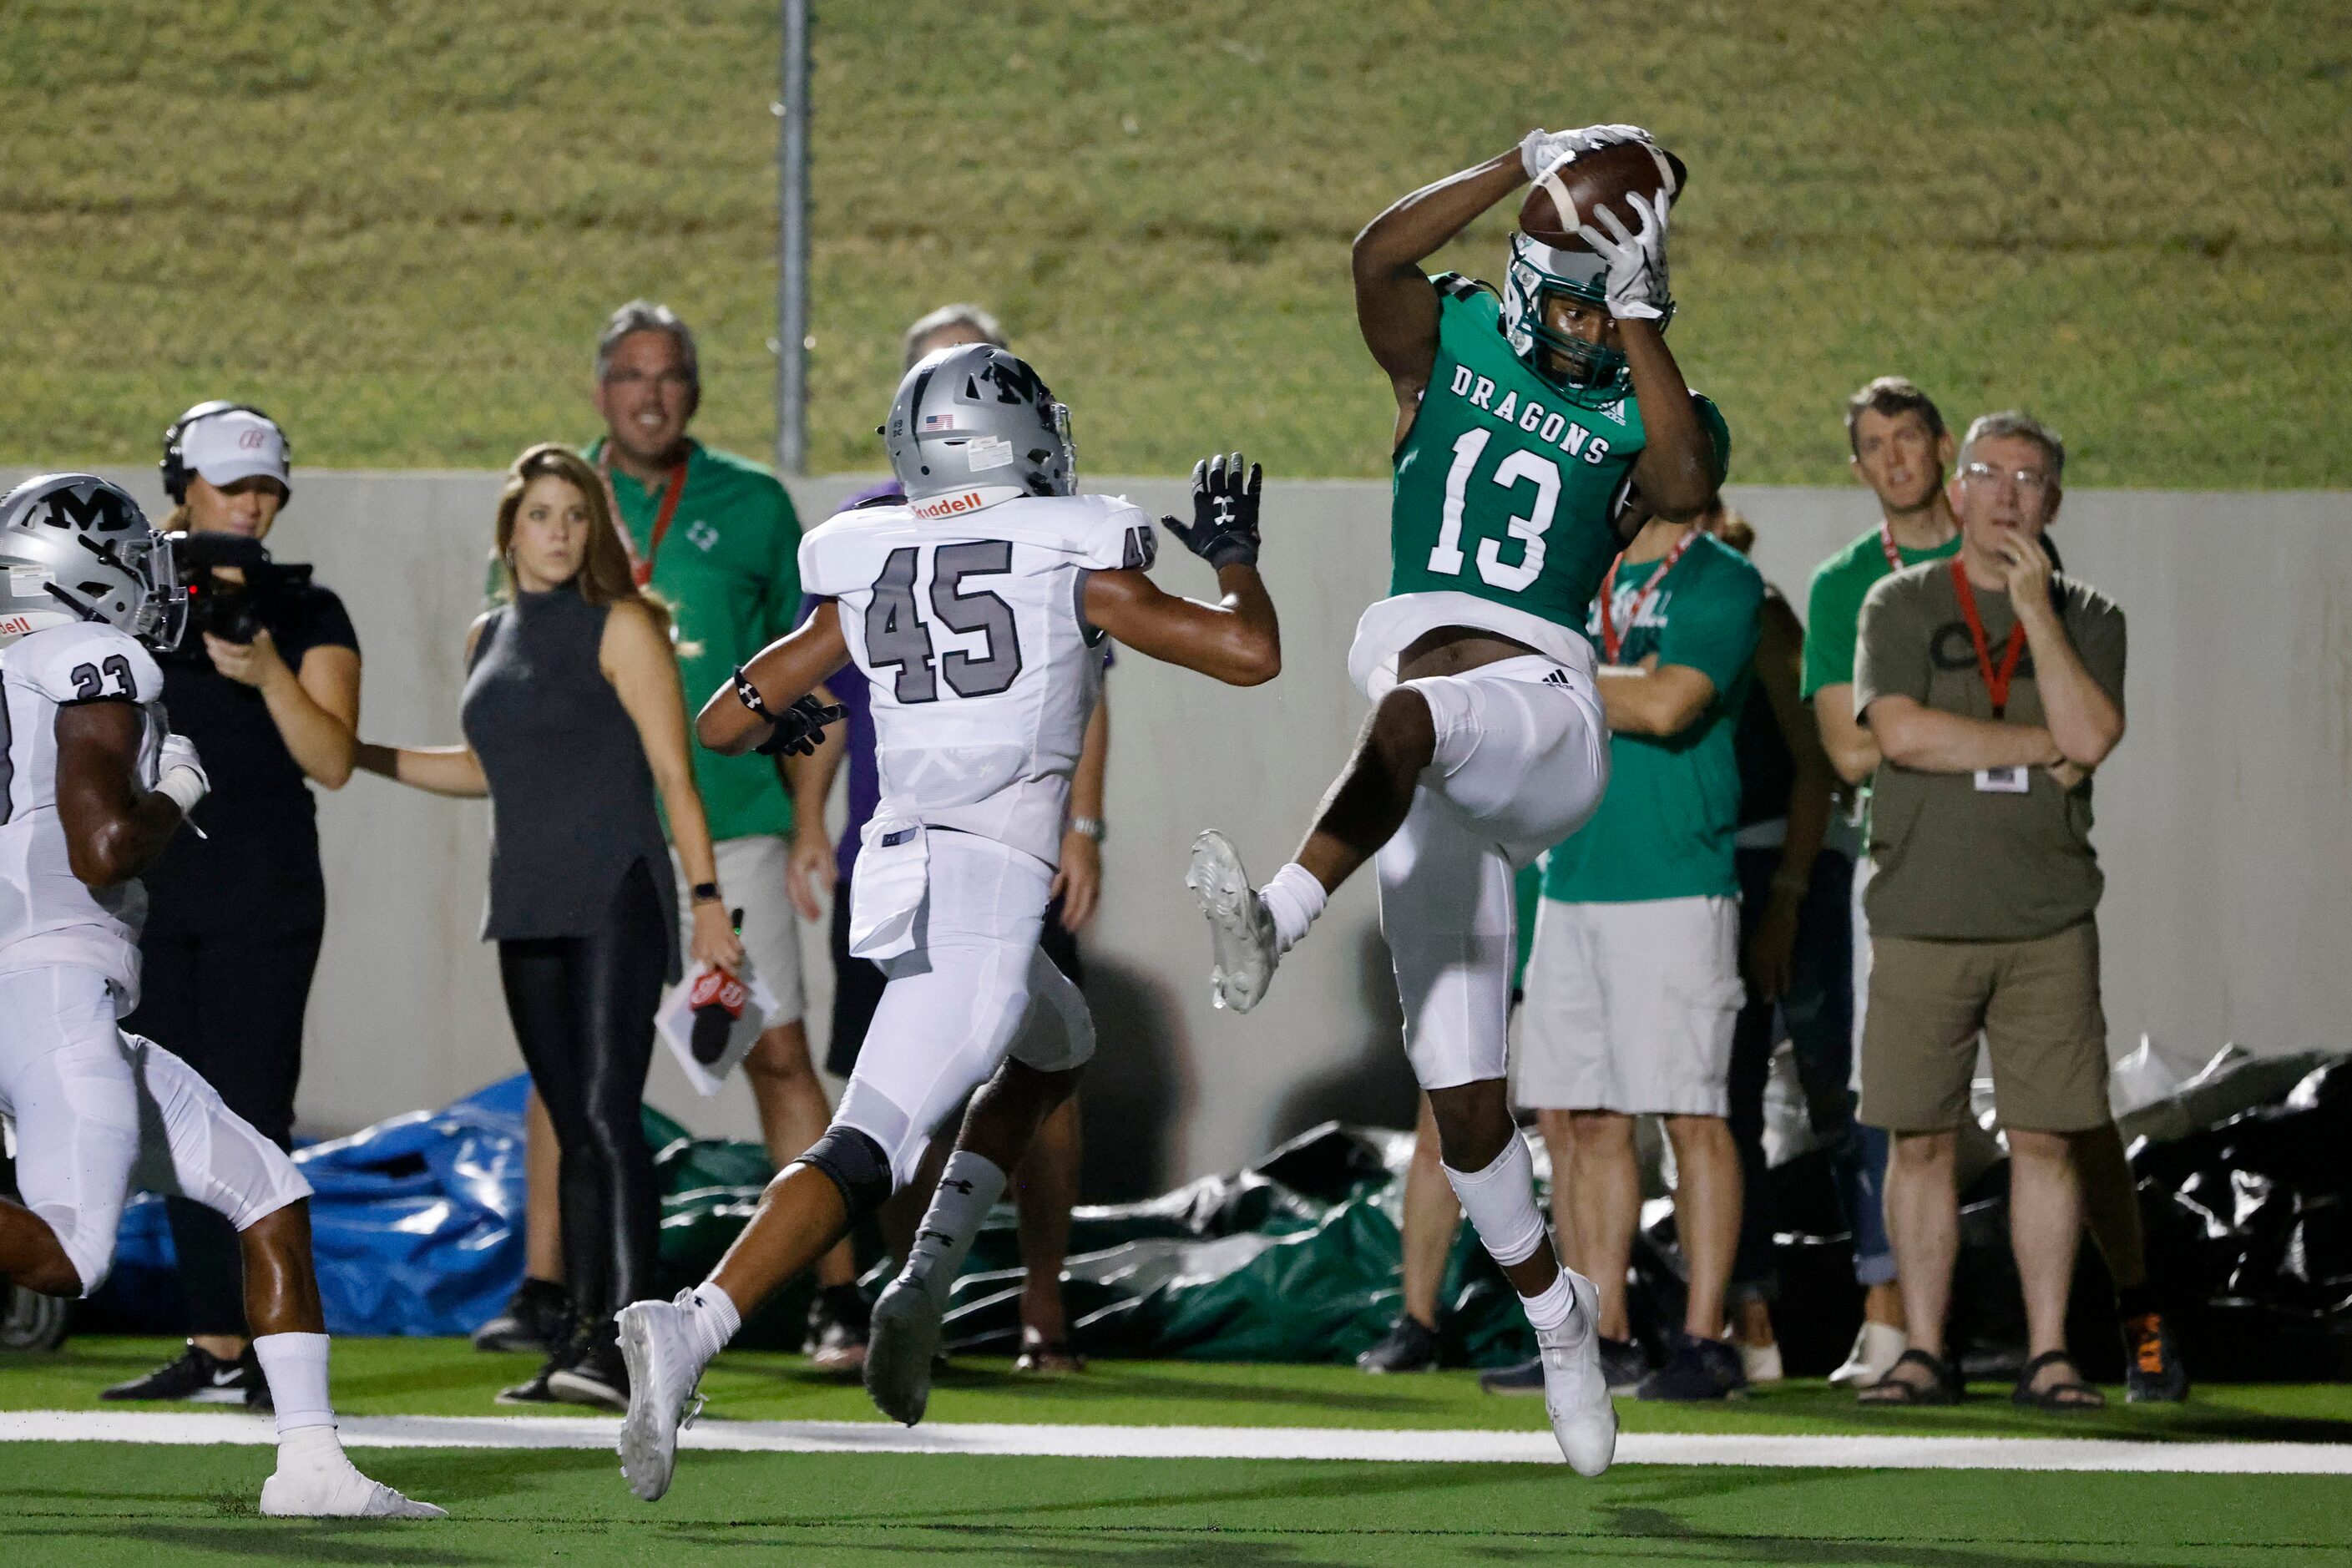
[163, 531, 313, 653]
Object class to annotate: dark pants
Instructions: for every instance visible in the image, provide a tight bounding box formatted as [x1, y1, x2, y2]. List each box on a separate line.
[496, 861, 670, 1323]
[1727, 843, 1887, 1301]
[123, 920, 321, 1338]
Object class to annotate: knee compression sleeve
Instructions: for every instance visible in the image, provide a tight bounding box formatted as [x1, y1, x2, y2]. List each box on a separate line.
[1443, 1134, 1548, 1269]
[796, 1125, 894, 1223]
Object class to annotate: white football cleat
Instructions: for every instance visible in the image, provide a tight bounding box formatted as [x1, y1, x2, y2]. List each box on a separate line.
[863, 1275, 945, 1427]
[1186, 830, 1279, 1014]
[1828, 1320, 1908, 1388]
[1539, 1271, 1617, 1478]
[616, 1292, 710, 1503]
[260, 1458, 445, 1519]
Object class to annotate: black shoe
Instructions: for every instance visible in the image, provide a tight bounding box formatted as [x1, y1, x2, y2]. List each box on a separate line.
[1358, 1313, 1440, 1373]
[497, 1316, 589, 1406]
[1478, 1355, 1542, 1393]
[101, 1342, 257, 1404]
[547, 1324, 630, 1412]
[1636, 1333, 1748, 1402]
[805, 1283, 871, 1373]
[240, 1346, 274, 1413]
[473, 1277, 571, 1354]
[2123, 1312, 2190, 1404]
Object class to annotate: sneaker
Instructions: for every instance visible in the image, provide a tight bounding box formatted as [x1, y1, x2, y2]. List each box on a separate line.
[617, 1292, 712, 1504]
[805, 1283, 871, 1373]
[473, 1277, 570, 1354]
[101, 1342, 258, 1404]
[1536, 1271, 1616, 1478]
[1186, 831, 1279, 1013]
[2122, 1312, 2190, 1404]
[1637, 1333, 1749, 1402]
[1737, 1339, 1784, 1386]
[548, 1327, 630, 1413]
[863, 1272, 947, 1427]
[1479, 1356, 1543, 1393]
[1828, 1320, 1908, 1388]
[1358, 1313, 1441, 1373]
[260, 1453, 446, 1519]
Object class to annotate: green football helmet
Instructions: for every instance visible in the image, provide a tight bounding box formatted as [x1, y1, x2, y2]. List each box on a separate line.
[1500, 233, 1675, 406]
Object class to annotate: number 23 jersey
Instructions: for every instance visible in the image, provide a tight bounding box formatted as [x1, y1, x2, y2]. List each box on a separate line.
[799, 492, 1152, 867]
[0, 621, 168, 1001]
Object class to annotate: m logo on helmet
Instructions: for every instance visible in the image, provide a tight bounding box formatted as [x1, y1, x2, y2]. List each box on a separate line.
[40, 488, 136, 534]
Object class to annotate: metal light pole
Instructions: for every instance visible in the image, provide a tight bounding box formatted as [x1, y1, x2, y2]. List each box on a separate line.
[775, 0, 810, 475]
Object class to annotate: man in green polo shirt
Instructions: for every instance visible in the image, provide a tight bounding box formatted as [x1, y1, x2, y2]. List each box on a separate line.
[1515, 495, 1763, 1403]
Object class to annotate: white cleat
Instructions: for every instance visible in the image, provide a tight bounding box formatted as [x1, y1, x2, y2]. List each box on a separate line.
[863, 1275, 944, 1427]
[616, 1292, 709, 1503]
[1828, 1320, 1908, 1388]
[1186, 830, 1279, 1014]
[1539, 1271, 1617, 1478]
[260, 1459, 446, 1519]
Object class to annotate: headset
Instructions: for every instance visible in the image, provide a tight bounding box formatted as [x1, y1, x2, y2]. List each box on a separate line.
[159, 401, 289, 504]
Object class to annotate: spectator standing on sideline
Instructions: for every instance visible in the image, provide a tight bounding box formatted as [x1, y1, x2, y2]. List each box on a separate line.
[1852, 412, 2125, 1409]
[357, 444, 744, 1411]
[1703, 502, 1856, 1387]
[478, 302, 867, 1370]
[1799, 375, 1961, 1384]
[785, 302, 1105, 1370]
[106, 406, 362, 1409]
[1490, 490, 1763, 1403]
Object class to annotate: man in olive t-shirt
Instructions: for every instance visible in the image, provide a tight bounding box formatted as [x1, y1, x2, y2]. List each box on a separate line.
[1518, 508, 1763, 1402]
[1851, 412, 2126, 1411]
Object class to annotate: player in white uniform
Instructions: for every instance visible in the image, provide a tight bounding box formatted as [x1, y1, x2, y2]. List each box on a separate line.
[613, 345, 1280, 1501]
[0, 474, 439, 1520]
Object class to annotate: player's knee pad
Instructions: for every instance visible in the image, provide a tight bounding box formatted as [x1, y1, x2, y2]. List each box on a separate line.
[793, 1125, 894, 1223]
[122, 1034, 311, 1232]
[1008, 955, 1095, 1075]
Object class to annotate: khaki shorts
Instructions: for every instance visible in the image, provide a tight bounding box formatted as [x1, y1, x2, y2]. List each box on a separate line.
[1516, 894, 1744, 1116]
[1860, 920, 2108, 1134]
[672, 836, 808, 1028]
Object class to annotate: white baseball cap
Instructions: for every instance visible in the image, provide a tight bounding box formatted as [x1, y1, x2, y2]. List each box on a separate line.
[183, 409, 291, 494]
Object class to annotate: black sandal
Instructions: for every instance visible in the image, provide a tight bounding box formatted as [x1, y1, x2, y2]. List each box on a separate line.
[1858, 1348, 1963, 1405]
[2012, 1350, 2105, 1410]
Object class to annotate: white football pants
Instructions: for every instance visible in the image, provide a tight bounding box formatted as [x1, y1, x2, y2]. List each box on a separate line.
[1378, 655, 1611, 1091]
[832, 830, 1096, 1189]
[0, 965, 311, 1296]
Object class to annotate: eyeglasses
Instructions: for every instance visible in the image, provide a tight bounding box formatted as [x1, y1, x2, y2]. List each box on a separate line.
[603, 368, 695, 392]
[1960, 461, 2052, 497]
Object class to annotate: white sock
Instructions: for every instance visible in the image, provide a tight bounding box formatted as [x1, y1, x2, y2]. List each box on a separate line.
[274, 1422, 352, 1473]
[685, 1282, 741, 1363]
[898, 1151, 1008, 1311]
[1441, 1135, 1547, 1270]
[1522, 1270, 1576, 1336]
[251, 1332, 334, 1437]
[1259, 862, 1328, 954]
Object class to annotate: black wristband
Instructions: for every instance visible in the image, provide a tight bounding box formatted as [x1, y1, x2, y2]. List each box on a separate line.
[732, 664, 777, 722]
[691, 881, 722, 905]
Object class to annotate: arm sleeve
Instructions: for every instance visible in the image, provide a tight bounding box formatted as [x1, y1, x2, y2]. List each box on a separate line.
[1657, 557, 1762, 695]
[1851, 577, 1926, 721]
[763, 479, 805, 644]
[1799, 560, 1857, 700]
[14, 625, 164, 706]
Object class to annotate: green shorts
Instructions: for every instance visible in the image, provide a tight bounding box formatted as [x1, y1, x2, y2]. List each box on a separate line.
[1859, 920, 2110, 1134]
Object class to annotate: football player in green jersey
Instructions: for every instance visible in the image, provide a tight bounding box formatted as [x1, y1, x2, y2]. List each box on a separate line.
[1190, 125, 1727, 1478]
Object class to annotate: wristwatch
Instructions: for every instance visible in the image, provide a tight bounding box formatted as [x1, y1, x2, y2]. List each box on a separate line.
[691, 881, 723, 906]
[1069, 816, 1106, 843]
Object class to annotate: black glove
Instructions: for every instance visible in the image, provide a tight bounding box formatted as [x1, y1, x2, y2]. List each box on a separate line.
[1162, 451, 1263, 569]
[734, 665, 845, 758]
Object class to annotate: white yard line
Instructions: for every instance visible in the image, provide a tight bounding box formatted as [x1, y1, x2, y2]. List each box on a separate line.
[2, 1409, 2347, 1474]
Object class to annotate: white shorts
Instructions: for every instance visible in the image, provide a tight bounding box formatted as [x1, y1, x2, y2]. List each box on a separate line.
[674, 836, 807, 1028]
[831, 830, 1095, 1188]
[0, 966, 311, 1295]
[1376, 655, 1611, 1091]
[1517, 894, 1745, 1116]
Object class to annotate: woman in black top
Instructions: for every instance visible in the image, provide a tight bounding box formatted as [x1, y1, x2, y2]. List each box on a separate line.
[107, 405, 362, 1409]
[356, 443, 741, 1409]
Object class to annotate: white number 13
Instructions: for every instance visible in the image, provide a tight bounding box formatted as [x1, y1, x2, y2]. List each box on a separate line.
[1428, 428, 1558, 592]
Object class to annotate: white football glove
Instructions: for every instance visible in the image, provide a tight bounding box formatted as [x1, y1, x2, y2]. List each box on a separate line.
[155, 733, 210, 817]
[1576, 190, 1672, 321]
[1519, 123, 1651, 182]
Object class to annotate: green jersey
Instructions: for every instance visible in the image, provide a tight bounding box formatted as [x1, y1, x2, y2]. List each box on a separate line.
[1800, 524, 1961, 701]
[1542, 533, 1763, 904]
[1387, 275, 1728, 637]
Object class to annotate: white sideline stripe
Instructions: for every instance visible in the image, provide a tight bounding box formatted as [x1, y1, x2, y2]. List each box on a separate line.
[2, 1409, 2348, 1474]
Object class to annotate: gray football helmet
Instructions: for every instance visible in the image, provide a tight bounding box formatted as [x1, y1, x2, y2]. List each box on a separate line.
[883, 344, 1074, 516]
[0, 474, 184, 649]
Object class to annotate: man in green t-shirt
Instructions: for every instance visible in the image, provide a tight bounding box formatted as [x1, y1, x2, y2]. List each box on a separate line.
[1515, 499, 1762, 1403]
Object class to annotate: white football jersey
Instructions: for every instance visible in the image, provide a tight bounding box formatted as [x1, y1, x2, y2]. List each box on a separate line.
[0, 621, 167, 1004]
[801, 492, 1155, 866]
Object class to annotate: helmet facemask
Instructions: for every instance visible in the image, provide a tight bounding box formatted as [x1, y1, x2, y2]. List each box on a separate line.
[1500, 233, 1673, 405]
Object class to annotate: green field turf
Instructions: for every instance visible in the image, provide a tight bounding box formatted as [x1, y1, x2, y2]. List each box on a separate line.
[3, 2, 2345, 485]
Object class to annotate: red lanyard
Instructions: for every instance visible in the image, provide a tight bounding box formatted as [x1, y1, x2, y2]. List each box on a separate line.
[1598, 529, 1697, 663]
[1948, 558, 2026, 717]
[1878, 521, 1903, 572]
[630, 462, 690, 589]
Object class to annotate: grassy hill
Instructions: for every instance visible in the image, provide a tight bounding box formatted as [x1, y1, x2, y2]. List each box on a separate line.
[3, 0, 2345, 484]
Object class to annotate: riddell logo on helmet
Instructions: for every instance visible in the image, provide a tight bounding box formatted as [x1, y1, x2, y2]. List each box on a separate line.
[912, 489, 987, 519]
[0, 613, 36, 637]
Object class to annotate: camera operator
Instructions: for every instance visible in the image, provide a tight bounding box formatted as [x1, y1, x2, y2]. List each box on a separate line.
[104, 403, 362, 1409]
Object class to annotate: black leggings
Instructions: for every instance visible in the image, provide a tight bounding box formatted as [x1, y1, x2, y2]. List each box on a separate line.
[496, 861, 670, 1323]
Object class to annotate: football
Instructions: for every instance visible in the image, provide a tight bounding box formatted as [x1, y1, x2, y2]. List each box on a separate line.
[1519, 139, 1688, 252]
